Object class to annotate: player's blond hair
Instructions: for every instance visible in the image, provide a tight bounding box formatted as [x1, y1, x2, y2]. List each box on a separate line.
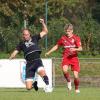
[64, 23, 73, 31]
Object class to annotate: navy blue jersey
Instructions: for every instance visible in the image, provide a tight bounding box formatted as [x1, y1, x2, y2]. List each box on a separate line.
[16, 34, 41, 60]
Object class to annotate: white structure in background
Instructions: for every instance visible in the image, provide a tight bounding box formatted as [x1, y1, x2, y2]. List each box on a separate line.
[0, 59, 53, 91]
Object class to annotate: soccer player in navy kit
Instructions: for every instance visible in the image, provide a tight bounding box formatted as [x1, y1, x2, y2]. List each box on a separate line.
[9, 19, 51, 92]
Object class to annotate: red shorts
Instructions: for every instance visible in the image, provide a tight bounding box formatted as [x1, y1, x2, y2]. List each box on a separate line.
[62, 56, 80, 72]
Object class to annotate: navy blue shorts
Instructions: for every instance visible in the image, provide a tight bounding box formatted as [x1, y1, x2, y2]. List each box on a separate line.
[25, 59, 43, 79]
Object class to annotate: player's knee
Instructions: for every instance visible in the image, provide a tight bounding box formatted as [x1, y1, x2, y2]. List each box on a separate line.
[74, 74, 79, 79]
[73, 71, 79, 78]
[26, 85, 32, 90]
[62, 65, 69, 73]
[38, 67, 45, 76]
[26, 87, 32, 90]
[63, 69, 69, 74]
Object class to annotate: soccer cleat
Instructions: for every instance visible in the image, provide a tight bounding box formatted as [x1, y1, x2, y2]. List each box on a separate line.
[75, 89, 80, 93]
[44, 85, 53, 93]
[67, 82, 72, 91]
[33, 81, 38, 91]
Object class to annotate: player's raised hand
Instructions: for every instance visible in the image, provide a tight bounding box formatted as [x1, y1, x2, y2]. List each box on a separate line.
[40, 18, 45, 24]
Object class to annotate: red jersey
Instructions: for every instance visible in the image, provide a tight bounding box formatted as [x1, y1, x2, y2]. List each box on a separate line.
[57, 34, 81, 57]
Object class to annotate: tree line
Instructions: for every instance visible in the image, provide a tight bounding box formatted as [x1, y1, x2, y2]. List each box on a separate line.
[0, 0, 100, 56]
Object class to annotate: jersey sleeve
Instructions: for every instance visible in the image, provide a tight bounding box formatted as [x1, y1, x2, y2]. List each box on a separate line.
[15, 42, 23, 51]
[32, 34, 41, 41]
[75, 36, 82, 47]
[57, 38, 63, 46]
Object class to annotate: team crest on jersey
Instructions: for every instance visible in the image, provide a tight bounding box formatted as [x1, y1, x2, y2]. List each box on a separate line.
[71, 39, 75, 43]
[25, 41, 35, 48]
[64, 40, 67, 43]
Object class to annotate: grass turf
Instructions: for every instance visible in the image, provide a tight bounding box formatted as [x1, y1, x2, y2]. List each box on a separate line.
[0, 87, 100, 100]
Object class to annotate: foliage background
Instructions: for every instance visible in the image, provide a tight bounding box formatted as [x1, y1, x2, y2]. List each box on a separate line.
[0, 0, 100, 57]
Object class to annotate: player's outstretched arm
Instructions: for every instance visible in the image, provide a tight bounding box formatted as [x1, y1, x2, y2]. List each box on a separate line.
[39, 18, 48, 38]
[76, 46, 82, 51]
[9, 50, 19, 60]
[45, 45, 59, 56]
[70, 46, 82, 52]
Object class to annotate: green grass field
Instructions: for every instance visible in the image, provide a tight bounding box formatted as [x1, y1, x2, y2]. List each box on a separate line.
[0, 87, 100, 100]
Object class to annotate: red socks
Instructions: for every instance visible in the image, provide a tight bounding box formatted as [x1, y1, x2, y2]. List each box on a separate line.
[74, 78, 80, 90]
[64, 72, 71, 82]
[64, 73, 80, 90]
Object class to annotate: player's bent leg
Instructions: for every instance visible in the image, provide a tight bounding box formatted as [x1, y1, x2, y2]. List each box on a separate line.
[37, 67, 52, 92]
[26, 78, 38, 91]
[37, 67, 49, 85]
[25, 79, 33, 90]
[73, 71, 80, 93]
[62, 65, 72, 91]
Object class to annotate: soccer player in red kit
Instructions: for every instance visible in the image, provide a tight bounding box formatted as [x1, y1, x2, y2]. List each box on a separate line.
[45, 23, 82, 93]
